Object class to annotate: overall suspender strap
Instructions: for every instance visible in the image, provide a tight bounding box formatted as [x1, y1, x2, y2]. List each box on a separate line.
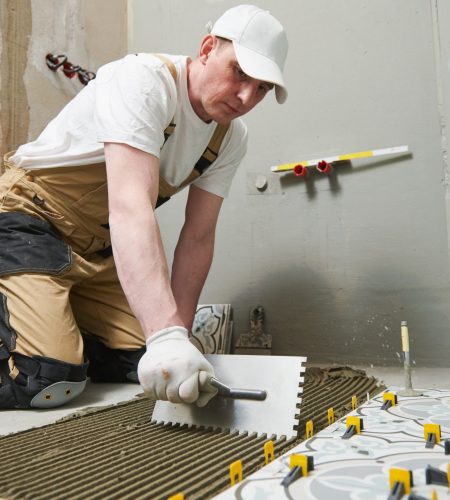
[153, 54, 231, 207]
[152, 54, 177, 144]
[193, 123, 230, 175]
[152, 53, 177, 81]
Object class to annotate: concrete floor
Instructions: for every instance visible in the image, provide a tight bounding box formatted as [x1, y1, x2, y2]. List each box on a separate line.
[0, 382, 142, 437]
[360, 365, 450, 390]
[1, 365, 449, 437]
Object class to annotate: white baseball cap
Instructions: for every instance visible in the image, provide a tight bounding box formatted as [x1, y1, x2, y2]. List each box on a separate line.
[210, 4, 288, 104]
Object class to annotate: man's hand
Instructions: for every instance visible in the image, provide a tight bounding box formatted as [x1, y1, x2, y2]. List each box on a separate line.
[137, 326, 218, 407]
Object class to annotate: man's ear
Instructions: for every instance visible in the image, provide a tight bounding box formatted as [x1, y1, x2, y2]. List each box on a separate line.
[198, 35, 216, 65]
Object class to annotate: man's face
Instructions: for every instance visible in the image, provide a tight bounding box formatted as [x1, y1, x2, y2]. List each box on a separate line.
[193, 37, 274, 124]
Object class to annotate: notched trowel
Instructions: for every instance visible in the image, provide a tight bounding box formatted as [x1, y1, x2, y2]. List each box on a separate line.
[151, 354, 307, 438]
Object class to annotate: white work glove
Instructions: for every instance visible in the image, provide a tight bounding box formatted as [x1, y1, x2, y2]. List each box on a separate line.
[137, 326, 218, 407]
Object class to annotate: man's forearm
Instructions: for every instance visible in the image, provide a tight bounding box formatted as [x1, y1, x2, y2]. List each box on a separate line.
[110, 206, 184, 338]
[171, 228, 215, 330]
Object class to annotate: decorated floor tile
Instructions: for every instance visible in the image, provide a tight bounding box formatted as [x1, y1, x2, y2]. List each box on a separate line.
[215, 387, 450, 499]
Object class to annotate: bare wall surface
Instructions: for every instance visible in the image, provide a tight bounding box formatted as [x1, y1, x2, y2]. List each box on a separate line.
[0, 0, 32, 159]
[0, 0, 127, 159]
[0, 1, 448, 367]
[435, 0, 450, 257]
[129, 0, 450, 367]
[2, 1, 445, 367]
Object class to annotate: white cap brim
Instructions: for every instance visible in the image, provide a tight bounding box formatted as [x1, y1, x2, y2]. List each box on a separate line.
[233, 41, 288, 104]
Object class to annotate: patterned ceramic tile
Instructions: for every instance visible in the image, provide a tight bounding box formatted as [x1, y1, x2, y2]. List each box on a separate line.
[215, 387, 450, 499]
[190, 304, 232, 354]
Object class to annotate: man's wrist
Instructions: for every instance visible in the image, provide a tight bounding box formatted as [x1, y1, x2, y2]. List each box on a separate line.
[146, 325, 189, 345]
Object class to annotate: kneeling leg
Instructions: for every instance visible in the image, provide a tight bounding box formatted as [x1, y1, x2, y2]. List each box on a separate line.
[0, 353, 88, 409]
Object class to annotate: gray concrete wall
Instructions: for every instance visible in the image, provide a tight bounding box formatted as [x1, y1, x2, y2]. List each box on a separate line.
[2, 0, 445, 368]
[2, 1, 448, 367]
[130, 0, 450, 367]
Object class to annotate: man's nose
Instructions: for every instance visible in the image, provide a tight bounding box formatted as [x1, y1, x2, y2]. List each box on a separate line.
[237, 82, 257, 107]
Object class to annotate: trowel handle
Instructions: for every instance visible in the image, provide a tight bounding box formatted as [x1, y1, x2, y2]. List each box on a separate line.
[209, 377, 267, 401]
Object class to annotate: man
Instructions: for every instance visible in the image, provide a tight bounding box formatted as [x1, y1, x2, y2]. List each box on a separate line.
[0, 4, 288, 409]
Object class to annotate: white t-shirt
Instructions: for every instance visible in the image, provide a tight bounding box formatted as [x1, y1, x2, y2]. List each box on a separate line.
[11, 54, 248, 198]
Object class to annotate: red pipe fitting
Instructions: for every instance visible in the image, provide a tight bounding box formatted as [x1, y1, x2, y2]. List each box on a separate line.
[316, 160, 333, 174]
[45, 53, 67, 71]
[62, 62, 82, 78]
[294, 164, 309, 177]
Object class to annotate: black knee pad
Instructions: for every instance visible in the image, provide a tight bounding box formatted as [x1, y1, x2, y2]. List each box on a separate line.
[0, 353, 88, 409]
[82, 334, 145, 383]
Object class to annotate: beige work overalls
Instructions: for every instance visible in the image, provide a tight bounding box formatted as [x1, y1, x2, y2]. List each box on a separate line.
[0, 123, 230, 388]
[0, 55, 230, 396]
[0, 154, 143, 376]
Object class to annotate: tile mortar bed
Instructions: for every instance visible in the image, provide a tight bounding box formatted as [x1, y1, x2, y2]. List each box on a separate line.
[0, 366, 383, 500]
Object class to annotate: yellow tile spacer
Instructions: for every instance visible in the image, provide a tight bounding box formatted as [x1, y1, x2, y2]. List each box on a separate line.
[167, 494, 184, 500]
[346, 416, 362, 434]
[383, 392, 397, 406]
[264, 440, 274, 465]
[306, 420, 314, 438]
[327, 407, 335, 425]
[290, 454, 309, 477]
[389, 468, 412, 495]
[230, 460, 243, 486]
[351, 395, 357, 410]
[431, 489, 438, 500]
[424, 423, 441, 444]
